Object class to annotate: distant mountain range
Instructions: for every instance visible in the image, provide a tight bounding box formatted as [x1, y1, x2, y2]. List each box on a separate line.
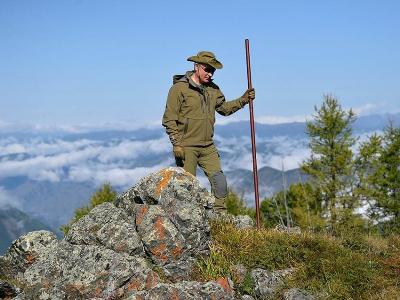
[0, 112, 399, 253]
[0, 205, 53, 254]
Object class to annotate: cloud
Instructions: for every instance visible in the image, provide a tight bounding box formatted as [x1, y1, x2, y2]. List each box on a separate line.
[351, 103, 380, 116]
[0, 119, 160, 134]
[215, 114, 310, 125]
[97, 137, 170, 163]
[0, 187, 22, 209]
[68, 161, 172, 188]
[255, 115, 309, 124]
[0, 136, 171, 186]
[216, 135, 310, 171]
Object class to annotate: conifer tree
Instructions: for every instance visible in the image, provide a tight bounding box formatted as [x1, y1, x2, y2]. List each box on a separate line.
[356, 123, 400, 232]
[301, 95, 357, 229]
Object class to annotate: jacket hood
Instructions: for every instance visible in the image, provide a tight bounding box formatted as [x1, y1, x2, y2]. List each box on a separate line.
[172, 71, 214, 88]
[172, 71, 192, 84]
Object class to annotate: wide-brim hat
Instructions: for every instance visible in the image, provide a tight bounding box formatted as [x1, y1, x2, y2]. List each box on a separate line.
[187, 51, 223, 69]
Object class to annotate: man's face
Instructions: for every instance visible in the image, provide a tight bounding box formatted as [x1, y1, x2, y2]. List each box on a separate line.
[196, 63, 215, 84]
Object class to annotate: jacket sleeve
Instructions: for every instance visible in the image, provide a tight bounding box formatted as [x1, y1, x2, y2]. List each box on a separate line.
[215, 88, 246, 116]
[162, 84, 183, 146]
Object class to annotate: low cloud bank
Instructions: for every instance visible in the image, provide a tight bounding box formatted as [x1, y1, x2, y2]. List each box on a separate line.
[0, 187, 22, 210]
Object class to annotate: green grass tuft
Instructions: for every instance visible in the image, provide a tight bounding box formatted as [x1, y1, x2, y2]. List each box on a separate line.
[192, 221, 400, 299]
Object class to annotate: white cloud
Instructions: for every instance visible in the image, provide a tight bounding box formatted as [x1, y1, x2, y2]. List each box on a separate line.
[216, 135, 310, 171]
[215, 114, 309, 125]
[0, 136, 172, 186]
[0, 187, 22, 209]
[0, 119, 160, 134]
[255, 115, 309, 124]
[97, 137, 170, 163]
[68, 161, 171, 188]
[351, 103, 379, 116]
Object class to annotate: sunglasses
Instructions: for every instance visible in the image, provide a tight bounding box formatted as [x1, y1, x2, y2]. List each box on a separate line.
[198, 64, 215, 74]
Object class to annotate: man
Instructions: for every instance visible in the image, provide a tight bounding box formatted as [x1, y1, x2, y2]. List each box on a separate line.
[162, 51, 255, 210]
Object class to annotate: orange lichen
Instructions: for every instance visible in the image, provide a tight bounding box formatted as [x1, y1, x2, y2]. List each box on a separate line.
[154, 217, 165, 240]
[170, 288, 180, 300]
[25, 254, 36, 265]
[155, 169, 173, 196]
[115, 242, 127, 252]
[145, 271, 159, 289]
[150, 243, 168, 262]
[126, 278, 142, 291]
[216, 277, 232, 293]
[94, 287, 102, 297]
[135, 205, 149, 226]
[171, 244, 183, 260]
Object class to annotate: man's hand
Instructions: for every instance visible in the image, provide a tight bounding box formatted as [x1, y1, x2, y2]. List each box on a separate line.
[241, 88, 255, 104]
[173, 145, 185, 159]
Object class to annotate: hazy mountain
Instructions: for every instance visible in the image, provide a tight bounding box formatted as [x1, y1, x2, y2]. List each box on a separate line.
[0, 205, 53, 254]
[226, 166, 309, 205]
[10, 179, 97, 230]
[0, 112, 398, 246]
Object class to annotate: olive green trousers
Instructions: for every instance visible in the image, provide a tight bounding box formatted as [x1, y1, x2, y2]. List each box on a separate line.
[175, 144, 227, 210]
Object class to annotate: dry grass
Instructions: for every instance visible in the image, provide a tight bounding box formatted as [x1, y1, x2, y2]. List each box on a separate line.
[192, 221, 400, 299]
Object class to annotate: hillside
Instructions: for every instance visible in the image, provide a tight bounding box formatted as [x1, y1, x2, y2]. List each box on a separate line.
[0, 206, 53, 254]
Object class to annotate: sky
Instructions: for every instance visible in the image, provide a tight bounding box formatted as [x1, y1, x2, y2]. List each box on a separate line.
[1, 0, 399, 130]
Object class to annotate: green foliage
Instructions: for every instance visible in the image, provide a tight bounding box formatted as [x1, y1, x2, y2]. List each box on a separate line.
[302, 95, 357, 230]
[193, 221, 400, 299]
[356, 124, 400, 234]
[226, 189, 255, 217]
[60, 183, 117, 235]
[261, 182, 327, 231]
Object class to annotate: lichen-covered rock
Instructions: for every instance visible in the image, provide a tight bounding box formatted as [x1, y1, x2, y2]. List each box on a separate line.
[231, 264, 248, 284]
[283, 288, 315, 300]
[0, 230, 58, 279]
[233, 215, 254, 229]
[22, 240, 158, 299]
[135, 204, 188, 277]
[116, 167, 212, 280]
[251, 268, 294, 299]
[1, 167, 254, 298]
[66, 202, 143, 256]
[126, 280, 235, 300]
[274, 224, 301, 234]
[117, 167, 214, 209]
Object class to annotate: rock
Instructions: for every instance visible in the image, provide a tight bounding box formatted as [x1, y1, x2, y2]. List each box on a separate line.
[274, 224, 301, 234]
[207, 210, 255, 229]
[0, 230, 58, 279]
[116, 167, 212, 280]
[231, 264, 247, 284]
[66, 202, 143, 256]
[116, 167, 214, 209]
[241, 295, 255, 300]
[0, 280, 19, 299]
[251, 268, 294, 299]
[0, 168, 245, 298]
[22, 240, 158, 299]
[283, 288, 315, 300]
[233, 215, 254, 229]
[126, 280, 235, 300]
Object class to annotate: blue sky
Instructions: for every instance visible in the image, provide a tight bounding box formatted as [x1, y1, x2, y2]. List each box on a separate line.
[1, 0, 399, 129]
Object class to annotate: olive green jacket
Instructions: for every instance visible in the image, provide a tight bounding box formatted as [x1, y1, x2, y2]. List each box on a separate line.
[162, 71, 247, 147]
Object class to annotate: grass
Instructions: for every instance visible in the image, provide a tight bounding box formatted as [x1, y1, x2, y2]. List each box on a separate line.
[192, 221, 400, 299]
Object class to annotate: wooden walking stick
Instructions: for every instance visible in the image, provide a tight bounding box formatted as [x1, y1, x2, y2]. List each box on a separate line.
[245, 39, 261, 229]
